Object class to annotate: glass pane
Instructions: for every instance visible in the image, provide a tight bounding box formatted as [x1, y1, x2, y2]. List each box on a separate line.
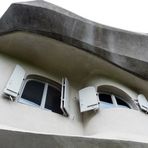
[99, 93, 115, 109]
[45, 85, 63, 115]
[99, 93, 113, 103]
[115, 96, 130, 109]
[21, 80, 44, 105]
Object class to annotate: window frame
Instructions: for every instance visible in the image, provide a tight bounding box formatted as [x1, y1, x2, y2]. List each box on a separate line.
[98, 92, 132, 109]
[97, 85, 139, 110]
[17, 75, 63, 114]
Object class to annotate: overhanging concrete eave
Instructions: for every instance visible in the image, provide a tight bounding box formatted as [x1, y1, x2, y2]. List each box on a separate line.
[1, 29, 148, 81]
[0, 1, 148, 80]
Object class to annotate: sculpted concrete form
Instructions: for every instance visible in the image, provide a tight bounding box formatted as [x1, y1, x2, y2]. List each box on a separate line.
[0, 129, 147, 148]
[0, 1, 148, 79]
[0, 1, 148, 147]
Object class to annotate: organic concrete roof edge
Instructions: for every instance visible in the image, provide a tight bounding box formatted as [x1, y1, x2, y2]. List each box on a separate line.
[12, 0, 148, 35]
[0, 0, 148, 80]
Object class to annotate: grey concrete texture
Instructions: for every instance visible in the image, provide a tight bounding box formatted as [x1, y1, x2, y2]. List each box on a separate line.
[0, 0, 148, 79]
[0, 129, 147, 148]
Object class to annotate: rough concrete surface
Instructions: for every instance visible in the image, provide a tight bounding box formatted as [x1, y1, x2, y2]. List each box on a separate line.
[0, 1, 148, 80]
[0, 129, 147, 148]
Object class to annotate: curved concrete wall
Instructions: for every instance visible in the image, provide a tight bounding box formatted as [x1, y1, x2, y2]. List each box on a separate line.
[83, 109, 148, 142]
[82, 77, 148, 142]
[1, 1, 148, 147]
[0, 53, 148, 144]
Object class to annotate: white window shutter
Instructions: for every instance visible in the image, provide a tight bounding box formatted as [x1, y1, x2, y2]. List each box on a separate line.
[79, 86, 99, 112]
[4, 65, 25, 98]
[137, 94, 148, 112]
[61, 78, 70, 116]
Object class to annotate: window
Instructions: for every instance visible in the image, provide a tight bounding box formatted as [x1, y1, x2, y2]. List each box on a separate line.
[97, 85, 139, 110]
[21, 80, 44, 106]
[19, 78, 63, 115]
[99, 93, 115, 109]
[99, 92, 131, 109]
[115, 96, 130, 108]
[4, 65, 70, 116]
[45, 85, 63, 114]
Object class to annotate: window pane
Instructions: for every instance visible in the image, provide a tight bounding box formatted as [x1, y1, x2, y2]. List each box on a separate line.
[99, 93, 113, 103]
[45, 85, 63, 115]
[21, 80, 44, 105]
[99, 93, 115, 109]
[115, 96, 130, 108]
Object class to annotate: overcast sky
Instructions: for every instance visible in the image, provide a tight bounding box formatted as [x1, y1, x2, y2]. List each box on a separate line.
[0, 0, 148, 33]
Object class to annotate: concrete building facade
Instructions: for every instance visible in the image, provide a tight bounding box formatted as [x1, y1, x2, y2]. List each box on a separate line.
[0, 1, 148, 147]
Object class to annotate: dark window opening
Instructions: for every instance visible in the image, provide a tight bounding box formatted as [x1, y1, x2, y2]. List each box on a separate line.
[45, 85, 63, 115]
[21, 80, 44, 105]
[99, 93, 113, 103]
[20, 78, 63, 115]
[115, 96, 130, 108]
[98, 92, 131, 109]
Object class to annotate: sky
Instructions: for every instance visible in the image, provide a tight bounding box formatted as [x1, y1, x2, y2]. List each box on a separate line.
[0, 0, 148, 33]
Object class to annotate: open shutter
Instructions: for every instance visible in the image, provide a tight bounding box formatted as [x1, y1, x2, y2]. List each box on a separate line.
[137, 94, 148, 112]
[61, 78, 70, 116]
[79, 86, 99, 112]
[4, 65, 25, 98]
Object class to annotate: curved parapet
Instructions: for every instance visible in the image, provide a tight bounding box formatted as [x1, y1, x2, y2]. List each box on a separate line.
[0, 125, 147, 148]
[0, 1, 148, 79]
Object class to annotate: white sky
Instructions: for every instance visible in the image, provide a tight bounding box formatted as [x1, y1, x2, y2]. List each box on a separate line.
[0, 0, 148, 33]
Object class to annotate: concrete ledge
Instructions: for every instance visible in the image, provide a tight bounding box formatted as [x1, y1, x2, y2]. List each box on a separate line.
[0, 127, 147, 148]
